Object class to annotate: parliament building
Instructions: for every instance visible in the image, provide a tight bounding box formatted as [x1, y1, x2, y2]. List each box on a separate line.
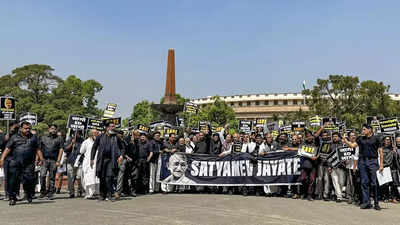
[192, 93, 400, 120]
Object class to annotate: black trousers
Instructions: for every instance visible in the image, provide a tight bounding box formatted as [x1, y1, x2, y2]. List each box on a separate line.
[346, 169, 361, 202]
[8, 162, 35, 200]
[126, 162, 138, 194]
[99, 158, 115, 198]
[379, 170, 399, 200]
[3, 158, 10, 196]
[136, 159, 149, 194]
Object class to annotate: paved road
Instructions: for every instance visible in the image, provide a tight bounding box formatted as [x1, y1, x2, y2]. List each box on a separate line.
[0, 193, 398, 225]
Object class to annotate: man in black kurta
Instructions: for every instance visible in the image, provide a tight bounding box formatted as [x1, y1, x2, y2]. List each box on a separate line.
[90, 122, 124, 201]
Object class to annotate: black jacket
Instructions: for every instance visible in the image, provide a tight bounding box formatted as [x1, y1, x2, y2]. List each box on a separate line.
[91, 133, 124, 178]
[41, 135, 64, 161]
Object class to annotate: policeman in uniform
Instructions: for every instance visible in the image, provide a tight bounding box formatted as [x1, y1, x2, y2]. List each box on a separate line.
[0, 121, 44, 206]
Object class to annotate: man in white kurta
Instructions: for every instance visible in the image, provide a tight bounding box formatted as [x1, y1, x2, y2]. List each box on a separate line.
[80, 130, 100, 199]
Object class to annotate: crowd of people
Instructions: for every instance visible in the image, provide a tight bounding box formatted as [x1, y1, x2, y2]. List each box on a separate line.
[0, 119, 399, 212]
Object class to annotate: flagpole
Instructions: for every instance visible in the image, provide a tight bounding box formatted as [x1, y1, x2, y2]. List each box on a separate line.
[302, 80, 306, 105]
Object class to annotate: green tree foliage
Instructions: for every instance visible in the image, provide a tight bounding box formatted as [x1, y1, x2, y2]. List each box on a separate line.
[128, 96, 237, 133]
[303, 75, 400, 128]
[0, 64, 103, 135]
[128, 100, 159, 126]
[181, 96, 238, 131]
[127, 93, 189, 127]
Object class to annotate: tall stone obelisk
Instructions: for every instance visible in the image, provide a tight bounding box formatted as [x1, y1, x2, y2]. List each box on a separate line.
[151, 48, 183, 125]
[164, 48, 177, 104]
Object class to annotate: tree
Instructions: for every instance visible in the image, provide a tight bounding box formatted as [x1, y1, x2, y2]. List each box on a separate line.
[271, 113, 279, 121]
[302, 75, 360, 118]
[52, 75, 103, 117]
[126, 93, 190, 127]
[293, 107, 310, 121]
[303, 75, 399, 128]
[0, 65, 104, 135]
[129, 100, 158, 126]
[12, 64, 62, 104]
[181, 96, 238, 130]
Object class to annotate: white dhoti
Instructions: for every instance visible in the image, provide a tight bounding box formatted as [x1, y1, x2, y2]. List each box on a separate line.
[80, 137, 100, 198]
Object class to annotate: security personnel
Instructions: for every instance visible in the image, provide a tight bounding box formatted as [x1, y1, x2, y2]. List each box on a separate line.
[1, 121, 19, 201]
[344, 124, 382, 210]
[39, 124, 63, 199]
[0, 121, 44, 206]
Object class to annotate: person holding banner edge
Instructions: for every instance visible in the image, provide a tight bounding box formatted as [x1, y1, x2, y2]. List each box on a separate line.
[283, 123, 325, 201]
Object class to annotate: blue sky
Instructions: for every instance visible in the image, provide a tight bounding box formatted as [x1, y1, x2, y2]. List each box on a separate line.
[1, 0, 400, 117]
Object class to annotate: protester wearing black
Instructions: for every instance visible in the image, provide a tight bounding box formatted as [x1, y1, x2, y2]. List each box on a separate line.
[287, 135, 301, 199]
[1, 121, 19, 201]
[0, 131, 5, 152]
[394, 136, 400, 201]
[0, 122, 44, 206]
[116, 131, 135, 198]
[315, 131, 332, 200]
[121, 131, 139, 196]
[39, 124, 64, 199]
[90, 122, 124, 201]
[275, 133, 290, 150]
[176, 137, 186, 153]
[64, 130, 84, 198]
[298, 126, 324, 201]
[194, 127, 212, 154]
[344, 124, 382, 210]
[161, 133, 177, 192]
[148, 132, 163, 194]
[136, 133, 151, 194]
[379, 136, 399, 203]
[209, 133, 222, 156]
